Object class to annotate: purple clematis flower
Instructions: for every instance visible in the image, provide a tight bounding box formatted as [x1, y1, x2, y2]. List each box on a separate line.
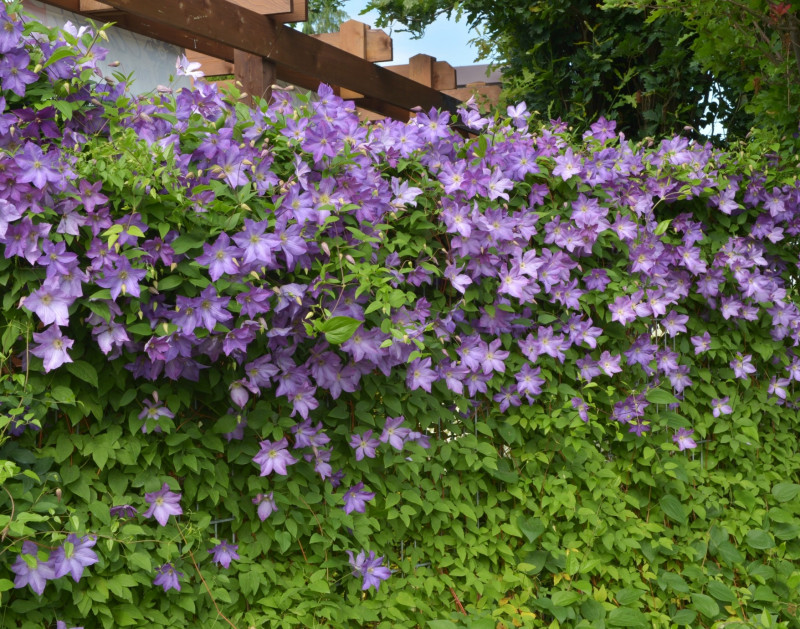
[597, 351, 622, 377]
[208, 540, 239, 569]
[347, 549, 391, 592]
[11, 541, 54, 596]
[253, 492, 278, 521]
[349, 429, 379, 461]
[195, 232, 241, 280]
[690, 332, 711, 354]
[730, 353, 756, 379]
[253, 438, 298, 476]
[380, 416, 410, 450]
[672, 428, 697, 451]
[95, 257, 147, 300]
[51, 534, 98, 582]
[406, 357, 436, 392]
[711, 397, 732, 417]
[110, 505, 138, 519]
[342, 482, 375, 514]
[143, 483, 183, 526]
[22, 283, 73, 327]
[153, 563, 182, 592]
[1, 52, 39, 98]
[571, 397, 589, 422]
[30, 325, 73, 372]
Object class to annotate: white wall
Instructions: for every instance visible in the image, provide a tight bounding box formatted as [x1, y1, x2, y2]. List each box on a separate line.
[24, 0, 191, 93]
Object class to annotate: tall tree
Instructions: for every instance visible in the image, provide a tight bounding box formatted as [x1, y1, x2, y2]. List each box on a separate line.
[366, 0, 786, 140]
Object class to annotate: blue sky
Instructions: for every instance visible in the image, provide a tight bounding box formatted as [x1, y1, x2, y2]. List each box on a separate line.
[341, 0, 482, 67]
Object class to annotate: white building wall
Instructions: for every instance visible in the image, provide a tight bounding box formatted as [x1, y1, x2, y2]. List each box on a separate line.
[23, 0, 191, 93]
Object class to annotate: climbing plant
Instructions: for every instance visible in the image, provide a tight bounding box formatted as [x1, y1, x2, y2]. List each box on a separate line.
[1, 3, 800, 627]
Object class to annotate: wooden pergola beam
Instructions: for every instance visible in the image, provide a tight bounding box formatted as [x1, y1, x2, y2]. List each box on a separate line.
[77, 0, 295, 17]
[50, 0, 459, 114]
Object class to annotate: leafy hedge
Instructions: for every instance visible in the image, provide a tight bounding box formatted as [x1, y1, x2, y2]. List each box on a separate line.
[0, 3, 799, 627]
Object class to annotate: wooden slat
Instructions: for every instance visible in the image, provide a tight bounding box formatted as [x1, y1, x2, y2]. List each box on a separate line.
[432, 61, 456, 91]
[228, 0, 292, 14]
[408, 54, 434, 87]
[273, 0, 307, 23]
[366, 26, 392, 63]
[442, 83, 502, 108]
[312, 20, 392, 63]
[387, 58, 456, 90]
[79, 0, 112, 11]
[83, 0, 459, 113]
[185, 51, 234, 77]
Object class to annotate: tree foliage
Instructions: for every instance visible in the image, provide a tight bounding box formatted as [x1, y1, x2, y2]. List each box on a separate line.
[2, 3, 800, 628]
[302, 0, 349, 34]
[605, 0, 800, 136]
[367, 0, 800, 141]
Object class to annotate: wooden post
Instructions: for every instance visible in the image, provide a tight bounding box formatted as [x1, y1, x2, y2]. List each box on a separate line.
[234, 49, 276, 107]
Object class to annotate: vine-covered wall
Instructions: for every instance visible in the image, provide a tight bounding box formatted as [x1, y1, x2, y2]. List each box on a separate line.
[0, 3, 799, 627]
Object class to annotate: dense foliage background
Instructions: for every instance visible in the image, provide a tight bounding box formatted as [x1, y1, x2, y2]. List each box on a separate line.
[1, 3, 800, 627]
[367, 0, 800, 141]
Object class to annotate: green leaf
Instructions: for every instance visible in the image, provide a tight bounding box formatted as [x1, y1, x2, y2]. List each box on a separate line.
[42, 46, 76, 69]
[645, 388, 678, 405]
[157, 275, 184, 291]
[745, 529, 774, 550]
[690, 593, 719, 618]
[66, 360, 99, 388]
[170, 234, 205, 254]
[112, 603, 145, 626]
[580, 599, 605, 622]
[92, 445, 109, 469]
[552, 591, 582, 606]
[659, 494, 687, 525]
[54, 436, 74, 463]
[657, 571, 689, 593]
[517, 516, 545, 544]
[128, 552, 151, 573]
[772, 482, 800, 503]
[51, 385, 76, 405]
[654, 219, 671, 235]
[125, 225, 146, 238]
[671, 609, 697, 625]
[395, 591, 416, 607]
[316, 316, 363, 345]
[615, 588, 643, 606]
[607, 607, 648, 627]
[86, 300, 111, 322]
[714, 540, 744, 565]
[427, 622, 458, 629]
[706, 580, 737, 603]
[308, 579, 330, 594]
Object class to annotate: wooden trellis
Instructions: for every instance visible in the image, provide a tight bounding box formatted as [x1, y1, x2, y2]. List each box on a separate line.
[37, 0, 500, 120]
